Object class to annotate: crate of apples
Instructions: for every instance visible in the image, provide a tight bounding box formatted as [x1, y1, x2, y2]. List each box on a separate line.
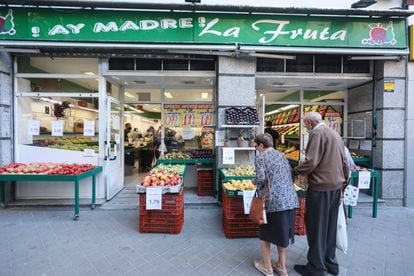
[0, 162, 95, 175]
[137, 168, 182, 194]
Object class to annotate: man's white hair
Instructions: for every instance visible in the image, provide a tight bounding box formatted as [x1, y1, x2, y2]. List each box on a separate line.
[303, 111, 322, 123]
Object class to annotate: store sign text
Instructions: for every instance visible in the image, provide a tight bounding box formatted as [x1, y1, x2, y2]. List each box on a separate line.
[0, 8, 407, 48]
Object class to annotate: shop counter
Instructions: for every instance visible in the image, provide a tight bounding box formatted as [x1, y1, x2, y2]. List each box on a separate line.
[0, 166, 103, 220]
[347, 169, 380, 218]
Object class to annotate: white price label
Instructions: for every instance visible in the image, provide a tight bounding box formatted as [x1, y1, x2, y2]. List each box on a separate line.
[146, 187, 162, 210]
[215, 130, 225, 147]
[182, 128, 194, 140]
[358, 171, 371, 189]
[111, 115, 120, 130]
[28, 120, 40, 136]
[51, 120, 64, 136]
[222, 147, 235, 165]
[349, 140, 360, 150]
[83, 149, 95, 157]
[114, 133, 121, 144]
[83, 120, 95, 136]
[243, 190, 256, 215]
[360, 140, 372, 151]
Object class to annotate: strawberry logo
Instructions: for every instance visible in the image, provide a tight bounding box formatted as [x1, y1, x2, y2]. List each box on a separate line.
[0, 9, 16, 35]
[362, 21, 396, 46]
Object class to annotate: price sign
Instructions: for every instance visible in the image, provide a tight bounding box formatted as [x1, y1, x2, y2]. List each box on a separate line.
[165, 111, 180, 127]
[223, 147, 235, 165]
[111, 115, 120, 130]
[83, 120, 95, 136]
[51, 120, 64, 136]
[215, 130, 225, 146]
[200, 111, 213, 126]
[146, 187, 162, 210]
[360, 140, 372, 151]
[28, 120, 40, 135]
[358, 171, 371, 189]
[182, 111, 196, 127]
[243, 190, 255, 214]
[114, 133, 121, 144]
[182, 128, 194, 140]
[83, 149, 95, 157]
[349, 140, 360, 150]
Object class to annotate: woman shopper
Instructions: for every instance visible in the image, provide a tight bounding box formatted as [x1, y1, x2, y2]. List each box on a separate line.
[253, 133, 299, 276]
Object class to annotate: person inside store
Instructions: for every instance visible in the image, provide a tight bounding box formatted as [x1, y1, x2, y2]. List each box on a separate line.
[264, 121, 280, 148]
[124, 123, 132, 142]
[293, 112, 349, 276]
[253, 133, 299, 276]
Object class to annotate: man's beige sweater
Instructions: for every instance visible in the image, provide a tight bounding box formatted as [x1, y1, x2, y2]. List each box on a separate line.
[295, 124, 349, 192]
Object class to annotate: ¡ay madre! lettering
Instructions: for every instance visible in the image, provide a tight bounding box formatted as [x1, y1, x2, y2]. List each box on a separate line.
[47, 17, 347, 43]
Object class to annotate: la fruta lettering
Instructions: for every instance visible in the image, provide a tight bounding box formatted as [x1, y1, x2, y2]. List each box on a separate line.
[0, 8, 407, 49]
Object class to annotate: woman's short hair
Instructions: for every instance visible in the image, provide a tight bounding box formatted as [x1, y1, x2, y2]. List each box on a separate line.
[254, 133, 273, 148]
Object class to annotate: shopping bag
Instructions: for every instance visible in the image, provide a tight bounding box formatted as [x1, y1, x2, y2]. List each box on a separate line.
[249, 195, 267, 225]
[336, 202, 348, 254]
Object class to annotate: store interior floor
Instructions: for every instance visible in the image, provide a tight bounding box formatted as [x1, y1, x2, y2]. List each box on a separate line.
[100, 170, 219, 210]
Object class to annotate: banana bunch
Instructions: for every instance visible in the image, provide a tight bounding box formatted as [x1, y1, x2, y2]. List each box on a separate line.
[223, 180, 256, 191]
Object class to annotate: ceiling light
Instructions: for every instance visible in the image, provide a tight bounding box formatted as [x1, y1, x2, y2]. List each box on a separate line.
[266, 104, 299, 115]
[81, 71, 95, 75]
[164, 92, 173, 98]
[124, 114, 131, 118]
[124, 92, 135, 98]
[40, 97, 61, 104]
[151, 108, 159, 111]
[124, 82, 129, 85]
[201, 92, 208, 99]
[134, 80, 146, 84]
[112, 76, 120, 80]
[182, 81, 195, 85]
[126, 105, 144, 113]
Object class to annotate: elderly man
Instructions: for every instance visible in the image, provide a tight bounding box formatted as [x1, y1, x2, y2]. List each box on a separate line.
[294, 112, 349, 276]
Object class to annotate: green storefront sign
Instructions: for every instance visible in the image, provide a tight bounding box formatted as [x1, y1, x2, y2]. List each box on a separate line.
[0, 8, 407, 48]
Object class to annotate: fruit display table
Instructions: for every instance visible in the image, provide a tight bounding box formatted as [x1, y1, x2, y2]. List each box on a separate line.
[347, 169, 380, 218]
[0, 166, 103, 220]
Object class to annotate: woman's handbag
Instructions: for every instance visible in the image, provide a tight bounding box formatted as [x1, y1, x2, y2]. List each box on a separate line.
[249, 157, 270, 225]
[249, 191, 267, 224]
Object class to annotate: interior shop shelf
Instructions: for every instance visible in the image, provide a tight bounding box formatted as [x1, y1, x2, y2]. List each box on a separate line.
[157, 158, 215, 165]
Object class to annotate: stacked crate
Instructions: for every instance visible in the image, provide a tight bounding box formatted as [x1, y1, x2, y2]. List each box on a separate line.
[138, 189, 184, 234]
[222, 189, 259, 238]
[197, 166, 214, 196]
[295, 196, 306, 235]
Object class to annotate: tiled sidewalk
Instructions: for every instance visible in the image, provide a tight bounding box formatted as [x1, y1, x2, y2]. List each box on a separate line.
[0, 206, 413, 276]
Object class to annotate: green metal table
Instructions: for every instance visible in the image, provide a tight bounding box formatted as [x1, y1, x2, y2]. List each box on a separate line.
[347, 169, 380, 218]
[0, 166, 103, 220]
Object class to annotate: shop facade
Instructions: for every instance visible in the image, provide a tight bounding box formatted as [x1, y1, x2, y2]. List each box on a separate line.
[0, 3, 411, 206]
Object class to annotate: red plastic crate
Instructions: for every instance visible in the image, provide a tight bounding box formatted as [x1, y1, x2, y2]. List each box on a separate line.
[197, 169, 214, 196]
[295, 196, 306, 235]
[222, 192, 247, 219]
[223, 215, 259, 238]
[139, 213, 184, 234]
[139, 189, 184, 213]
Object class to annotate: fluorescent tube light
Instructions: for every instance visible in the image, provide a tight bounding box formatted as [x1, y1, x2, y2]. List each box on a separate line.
[347, 55, 401, 61]
[40, 97, 61, 104]
[124, 92, 135, 98]
[81, 71, 95, 75]
[164, 92, 173, 98]
[201, 92, 208, 99]
[266, 104, 299, 115]
[126, 105, 144, 113]
[124, 114, 131, 118]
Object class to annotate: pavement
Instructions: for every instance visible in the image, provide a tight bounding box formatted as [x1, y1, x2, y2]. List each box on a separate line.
[1, 205, 414, 276]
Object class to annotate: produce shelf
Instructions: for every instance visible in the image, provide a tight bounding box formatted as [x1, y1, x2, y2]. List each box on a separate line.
[220, 124, 260, 128]
[219, 168, 255, 181]
[0, 166, 103, 220]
